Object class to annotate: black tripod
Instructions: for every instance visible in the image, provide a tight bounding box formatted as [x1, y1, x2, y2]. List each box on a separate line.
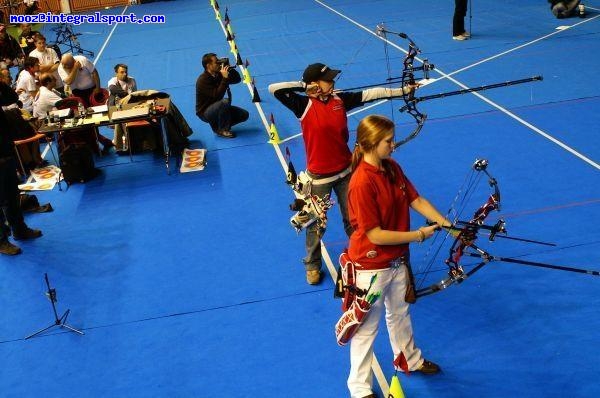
[25, 273, 84, 339]
[52, 23, 94, 57]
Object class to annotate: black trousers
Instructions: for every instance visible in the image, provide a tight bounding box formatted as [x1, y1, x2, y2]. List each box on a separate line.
[453, 0, 468, 36]
[0, 157, 25, 240]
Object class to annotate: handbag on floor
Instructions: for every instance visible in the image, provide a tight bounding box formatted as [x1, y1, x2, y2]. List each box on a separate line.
[59, 143, 100, 184]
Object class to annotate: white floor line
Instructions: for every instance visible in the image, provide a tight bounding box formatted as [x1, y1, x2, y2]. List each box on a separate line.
[212, 5, 392, 394]
[35, 8, 126, 182]
[25, 144, 53, 184]
[347, 99, 388, 117]
[305, 1, 402, 393]
[282, 99, 391, 145]
[278, 132, 302, 144]
[93, 6, 129, 66]
[213, 9, 288, 171]
[445, 13, 600, 80]
[279, 86, 389, 145]
[315, 0, 600, 171]
[320, 242, 389, 394]
[313, 0, 600, 394]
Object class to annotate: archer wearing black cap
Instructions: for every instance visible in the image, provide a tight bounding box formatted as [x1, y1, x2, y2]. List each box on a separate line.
[268, 62, 419, 286]
[302, 62, 341, 84]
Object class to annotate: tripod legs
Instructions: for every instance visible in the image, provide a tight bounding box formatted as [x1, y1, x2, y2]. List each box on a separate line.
[25, 309, 84, 340]
[58, 309, 84, 335]
[26, 273, 84, 339]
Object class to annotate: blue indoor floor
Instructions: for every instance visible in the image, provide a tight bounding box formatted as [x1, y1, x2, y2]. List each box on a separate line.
[1, 1, 599, 397]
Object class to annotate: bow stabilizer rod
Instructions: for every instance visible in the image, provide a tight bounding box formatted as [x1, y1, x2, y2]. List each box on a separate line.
[400, 76, 543, 112]
[464, 252, 600, 276]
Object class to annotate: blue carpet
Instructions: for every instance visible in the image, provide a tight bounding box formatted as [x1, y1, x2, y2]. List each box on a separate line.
[1, 1, 599, 397]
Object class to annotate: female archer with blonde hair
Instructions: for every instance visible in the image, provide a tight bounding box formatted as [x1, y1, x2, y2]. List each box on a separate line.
[345, 114, 451, 398]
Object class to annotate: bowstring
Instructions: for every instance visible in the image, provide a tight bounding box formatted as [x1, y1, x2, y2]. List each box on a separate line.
[414, 166, 484, 288]
[343, 34, 372, 71]
[381, 29, 398, 127]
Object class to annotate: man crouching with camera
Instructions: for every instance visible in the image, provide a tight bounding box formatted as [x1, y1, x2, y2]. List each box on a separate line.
[195, 53, 249, 139]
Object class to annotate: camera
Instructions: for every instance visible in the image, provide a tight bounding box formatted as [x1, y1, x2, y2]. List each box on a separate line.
[216, 57, 236, 68]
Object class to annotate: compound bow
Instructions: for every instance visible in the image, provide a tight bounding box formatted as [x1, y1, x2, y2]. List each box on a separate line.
[371, 24, 542, 149]
[415, 159, 600, 298]
[375, 25, 432, 148]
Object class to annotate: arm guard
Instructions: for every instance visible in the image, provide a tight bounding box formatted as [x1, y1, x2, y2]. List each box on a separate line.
[361, 86, 410, 103]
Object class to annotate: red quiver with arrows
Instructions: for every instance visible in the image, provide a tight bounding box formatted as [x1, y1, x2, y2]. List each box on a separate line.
[334, 252, 379, 346]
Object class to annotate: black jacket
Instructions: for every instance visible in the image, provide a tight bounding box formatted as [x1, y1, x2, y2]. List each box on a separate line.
[195, 69, 241, 116]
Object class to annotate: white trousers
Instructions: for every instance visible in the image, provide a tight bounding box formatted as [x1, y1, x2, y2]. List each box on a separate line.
[347, 265, 423, 398]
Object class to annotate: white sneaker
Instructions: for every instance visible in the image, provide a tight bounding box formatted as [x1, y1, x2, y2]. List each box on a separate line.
[452, 34, 468, 41]
[462, 31, 471, 37]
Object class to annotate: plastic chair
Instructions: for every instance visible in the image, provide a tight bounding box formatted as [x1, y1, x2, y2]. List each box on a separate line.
[89, 88, 109, 107]
[55, 96, 86, 113]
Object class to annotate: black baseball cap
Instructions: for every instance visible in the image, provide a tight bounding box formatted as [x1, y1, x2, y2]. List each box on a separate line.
[302, 63, 341, 83]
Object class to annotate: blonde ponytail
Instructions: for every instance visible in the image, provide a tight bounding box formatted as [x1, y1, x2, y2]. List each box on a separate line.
[353, 115, 396, 181]
[351, 143, 363, 172]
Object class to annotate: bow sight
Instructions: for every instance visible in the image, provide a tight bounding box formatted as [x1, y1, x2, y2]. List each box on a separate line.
[415, 159, 600, 299]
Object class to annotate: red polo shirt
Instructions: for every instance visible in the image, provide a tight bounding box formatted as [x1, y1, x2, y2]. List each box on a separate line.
[300, 95, 352, 175]
[347, 159, 419, 269]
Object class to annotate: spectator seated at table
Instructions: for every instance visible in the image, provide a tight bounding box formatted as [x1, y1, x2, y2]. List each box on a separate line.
[107, 63, 137, 106]
[15, 56, 39, 114]
[107, 63, 157, 153]
[33, 73, 63, 120]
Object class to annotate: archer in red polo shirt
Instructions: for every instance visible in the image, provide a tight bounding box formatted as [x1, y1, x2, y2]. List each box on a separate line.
[344, 115, 450, 397]
[348, 159, 419, 269]
[269, 63, 419, 285]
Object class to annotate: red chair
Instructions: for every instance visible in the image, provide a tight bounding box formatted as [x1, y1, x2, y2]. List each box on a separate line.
[89, 88, 109, 107]
[55, 96, 86, 114]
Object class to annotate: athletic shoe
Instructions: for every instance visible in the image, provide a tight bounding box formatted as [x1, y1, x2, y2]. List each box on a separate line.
[452, 34, 468, 41]
[415, 359, 441, 375]
[306, 270, 322, 285]
[12, 227, 42, 241]
[0, 239, 22, 255]
[215, 130, 236, 138]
